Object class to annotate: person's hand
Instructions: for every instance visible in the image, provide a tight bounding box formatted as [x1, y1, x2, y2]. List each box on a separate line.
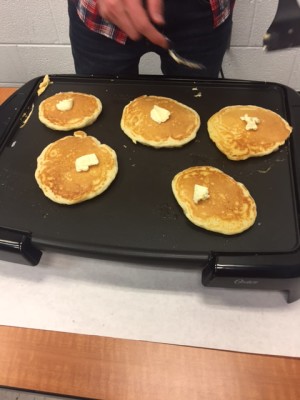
[96, 0, 168, 48]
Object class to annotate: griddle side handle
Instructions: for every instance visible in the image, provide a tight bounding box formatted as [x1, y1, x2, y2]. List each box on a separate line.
[0, 227, 42, 266]
[202, 254, 300, 304]
[0, 77, 40, 152]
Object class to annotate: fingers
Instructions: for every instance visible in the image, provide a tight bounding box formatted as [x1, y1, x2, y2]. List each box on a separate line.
[124, 0, 167, 47]
[146, 0, 165, 25]
[96, 0, 168, 48]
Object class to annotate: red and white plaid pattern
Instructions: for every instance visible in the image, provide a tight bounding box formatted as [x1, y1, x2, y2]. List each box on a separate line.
[72, 0, 235, 44]
[210, 0, 235, 28]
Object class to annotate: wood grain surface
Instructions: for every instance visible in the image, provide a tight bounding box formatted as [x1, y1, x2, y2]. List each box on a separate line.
[0, 87, 18, 103]
[0, 326, 300, 400]
[0, 87, 299, 400]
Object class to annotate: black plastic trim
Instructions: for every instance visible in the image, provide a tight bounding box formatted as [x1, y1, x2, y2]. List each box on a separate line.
[202, 252, 300, 303]
[0, 227, 42, 266]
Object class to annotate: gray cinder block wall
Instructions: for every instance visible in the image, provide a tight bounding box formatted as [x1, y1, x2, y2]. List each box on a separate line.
[0, 0, 299, 90]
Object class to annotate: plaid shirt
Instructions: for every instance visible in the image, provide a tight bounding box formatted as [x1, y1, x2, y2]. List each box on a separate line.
[72, 0, 235, 44]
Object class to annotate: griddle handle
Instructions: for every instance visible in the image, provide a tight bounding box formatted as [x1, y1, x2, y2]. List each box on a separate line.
[202, 254, 300, 304]
[0, 227, 42, 266]
[0, 77, 40, 151]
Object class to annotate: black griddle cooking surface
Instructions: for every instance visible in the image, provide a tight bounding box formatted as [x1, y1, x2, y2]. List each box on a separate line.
[0, 75, 299, 263]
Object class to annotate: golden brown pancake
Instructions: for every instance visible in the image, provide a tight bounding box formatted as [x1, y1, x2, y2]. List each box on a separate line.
[120, 95, 200, 148]
[207, 105, 292, 160]
[37, 74, 52, 96]
[172, 166, 257, 235]
[35, 131, 118, 205]
[39, 92, 102, 131]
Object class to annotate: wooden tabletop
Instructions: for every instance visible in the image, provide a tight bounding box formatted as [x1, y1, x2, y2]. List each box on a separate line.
[0, 87, 18, 102]
[0, 87, 300, 400]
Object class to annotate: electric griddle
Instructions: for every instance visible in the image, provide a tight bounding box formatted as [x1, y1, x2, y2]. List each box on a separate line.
[1, 75, 300, 302]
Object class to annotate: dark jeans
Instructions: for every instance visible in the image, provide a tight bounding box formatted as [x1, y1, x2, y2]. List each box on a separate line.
[68, 0, 232, 78]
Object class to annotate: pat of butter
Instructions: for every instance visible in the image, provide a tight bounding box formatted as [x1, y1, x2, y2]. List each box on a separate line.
[75, 153, 99, 172]
[150, 105, 171, 123]
[193, 184, 210, 204]
[56, 98, 74, 111]
[240, 114, 260, 131]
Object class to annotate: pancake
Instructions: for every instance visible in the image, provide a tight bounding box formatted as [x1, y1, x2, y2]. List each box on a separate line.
[37, 74, 52, 96]
[39, 92, 102, 131]
[207, 105, 292, 160]
[120, 95, 200, 148]
[35, 131, 118, 205]
[172, 166, 257, 235]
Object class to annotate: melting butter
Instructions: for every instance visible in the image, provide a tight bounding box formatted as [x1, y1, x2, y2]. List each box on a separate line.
[56, 98, 74, 111]
[75, 153, 99, 172]
[193, 184, 210, 203]
[150, 105, 171, 123]
[240, 114, 260, 131]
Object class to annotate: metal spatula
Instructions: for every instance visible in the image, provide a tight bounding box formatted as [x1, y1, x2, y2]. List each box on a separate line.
[166, 38, 206, 70]
[263, 0, 300, 51]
